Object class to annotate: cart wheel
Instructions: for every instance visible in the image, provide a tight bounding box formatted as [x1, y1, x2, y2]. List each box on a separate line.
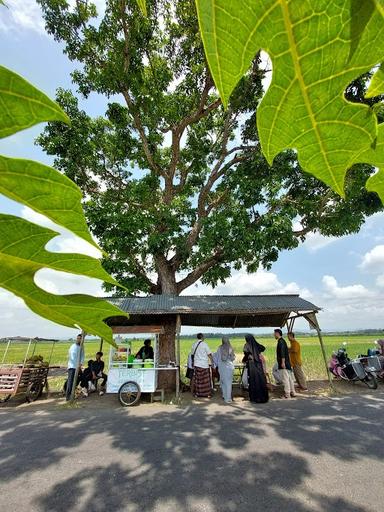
[0, 395, 11, 403]
[118, 381, 141, 406]
[26, 382, 43, 403]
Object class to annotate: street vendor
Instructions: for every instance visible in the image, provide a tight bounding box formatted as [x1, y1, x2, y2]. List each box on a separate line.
[135, 338, 154, 360]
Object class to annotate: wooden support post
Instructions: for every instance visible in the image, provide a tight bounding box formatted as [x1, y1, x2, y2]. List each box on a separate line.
[47, 341, 56, 366]
[30, 340, 37, 358]
[23, 339, 32, 366]
[316, 327, 334, 391]
[1, 339, 10, 363]
[175, 315, 181, 400]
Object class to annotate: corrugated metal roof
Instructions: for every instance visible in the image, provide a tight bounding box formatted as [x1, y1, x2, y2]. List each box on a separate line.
[104, 295, 319, 328]
[106, 294, 319, 315]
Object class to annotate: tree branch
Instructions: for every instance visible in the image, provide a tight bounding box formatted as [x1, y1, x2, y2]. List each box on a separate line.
[170, 112, 253, 271]
[121, 92, 162, 176]
[117, 3, 162, 176]
[176, 249, 224, 294]
[166, 74, 221, 198]
[132, 259, 159, 293]
[292, 190, 334, 239]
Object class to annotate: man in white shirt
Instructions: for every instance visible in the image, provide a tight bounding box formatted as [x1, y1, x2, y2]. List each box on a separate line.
[66, 334, 85, 401]
[190, 333, 213, 397]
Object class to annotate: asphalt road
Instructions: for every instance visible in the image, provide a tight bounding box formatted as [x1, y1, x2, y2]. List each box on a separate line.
[1, 391, 383, 512]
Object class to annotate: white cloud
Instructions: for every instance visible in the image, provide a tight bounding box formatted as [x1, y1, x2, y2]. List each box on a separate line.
[360, 245, 384, 273]
[0, 0, 106, 36]
[359, 211, 384, 239]
[0, 288, 78, 338]
[0, 0, 47, 36]
[260, 51, 272, 93]
[21, 206, 102, 258]
[292, 220, 339, 252]
[52, 235, 101, 259]
[35, 269, 104, 297]
[302, 231, 338, 252]
[300, 276, 384, 332]
[183, 268, 312, 299]
[213, 269, 301, 296]
[21, 206, 60, 231]
[322, 275, 372, 300]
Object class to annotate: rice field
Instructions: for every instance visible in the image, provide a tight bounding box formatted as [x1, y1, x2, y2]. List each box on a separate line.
[0, 334, 380, 381]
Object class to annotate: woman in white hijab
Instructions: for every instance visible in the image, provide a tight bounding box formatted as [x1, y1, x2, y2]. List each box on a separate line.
[216, 336, 236, 403]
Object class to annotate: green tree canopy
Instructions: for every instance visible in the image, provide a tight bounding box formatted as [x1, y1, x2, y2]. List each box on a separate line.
[37, 0, 382, 302]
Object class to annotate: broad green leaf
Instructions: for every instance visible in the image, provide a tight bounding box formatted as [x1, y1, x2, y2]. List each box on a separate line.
[0, 214, 125, 343]
[196, 0, 384, 196]
[366, 64, 384, 98]
[0, 214, 119, 285]
[0, 66, 69, 138]
[0, 64, 126, 341]
[0, 155, 99, 248]
[135, 0, 147, 16]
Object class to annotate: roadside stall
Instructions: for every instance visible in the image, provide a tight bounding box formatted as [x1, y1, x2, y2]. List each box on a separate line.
[106, 329, 177, 406]
[104, 294, 329, 396]
[0, 337, 58, 403]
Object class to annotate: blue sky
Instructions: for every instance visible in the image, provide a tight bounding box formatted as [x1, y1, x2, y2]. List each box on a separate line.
[0, 1, 384, 339]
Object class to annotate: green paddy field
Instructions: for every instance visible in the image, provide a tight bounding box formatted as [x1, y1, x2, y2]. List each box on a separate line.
[0, 334, 380, 381]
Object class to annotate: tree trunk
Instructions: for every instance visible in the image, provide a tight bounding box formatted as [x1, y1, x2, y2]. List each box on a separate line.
[158, 315, 177, 391]
[155, 254, 177, 295]
[155, 257, 179, 391]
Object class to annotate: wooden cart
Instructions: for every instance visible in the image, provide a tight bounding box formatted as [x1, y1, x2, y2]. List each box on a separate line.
[0, 336, 58, 404]
[0, 365, 49, 403]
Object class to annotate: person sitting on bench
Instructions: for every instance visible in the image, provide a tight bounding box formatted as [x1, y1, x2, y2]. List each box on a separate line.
[81, 352, 108, 395]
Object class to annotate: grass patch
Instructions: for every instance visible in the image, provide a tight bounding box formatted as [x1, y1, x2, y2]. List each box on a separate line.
[1, 334, 379, 382]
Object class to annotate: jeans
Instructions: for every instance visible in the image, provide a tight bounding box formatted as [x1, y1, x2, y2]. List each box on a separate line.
[66, 368, 82, 400]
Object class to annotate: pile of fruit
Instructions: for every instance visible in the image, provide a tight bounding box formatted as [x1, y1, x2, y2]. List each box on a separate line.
[25, 355, 48, 367]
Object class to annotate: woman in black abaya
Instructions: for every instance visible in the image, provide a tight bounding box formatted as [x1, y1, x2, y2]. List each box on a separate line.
[243, 334, 269, 403]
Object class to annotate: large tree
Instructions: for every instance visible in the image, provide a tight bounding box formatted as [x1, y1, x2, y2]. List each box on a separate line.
[37, 0, 382, 377]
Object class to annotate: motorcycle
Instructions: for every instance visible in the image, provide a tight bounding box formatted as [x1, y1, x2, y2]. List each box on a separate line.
[357, 341, 384, 381]
[328, 343, 378, 389]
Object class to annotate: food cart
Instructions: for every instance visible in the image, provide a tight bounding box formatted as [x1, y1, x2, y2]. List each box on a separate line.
[106, 332, 177, 406]
[0, 337, 58, 403]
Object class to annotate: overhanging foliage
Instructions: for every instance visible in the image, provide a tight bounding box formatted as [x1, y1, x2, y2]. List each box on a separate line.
[0, 65, 126, 344]
[195, 0, 384, 199]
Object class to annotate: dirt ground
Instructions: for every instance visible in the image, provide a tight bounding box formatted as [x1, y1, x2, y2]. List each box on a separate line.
[0, 376, 380, 411]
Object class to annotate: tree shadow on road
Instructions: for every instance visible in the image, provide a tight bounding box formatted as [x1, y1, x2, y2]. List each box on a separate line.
[0, 392, 382, 511]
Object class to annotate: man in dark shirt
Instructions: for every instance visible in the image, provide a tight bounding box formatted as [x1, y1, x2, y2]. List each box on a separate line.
[81, 351, 108, 396]
[135, 339, 154, 360]
[274, 329, 296, 398]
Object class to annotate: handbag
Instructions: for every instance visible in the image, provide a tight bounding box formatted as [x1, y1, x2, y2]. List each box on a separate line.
[186, 340, 202, 380]
[186, 367, 194, 379]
